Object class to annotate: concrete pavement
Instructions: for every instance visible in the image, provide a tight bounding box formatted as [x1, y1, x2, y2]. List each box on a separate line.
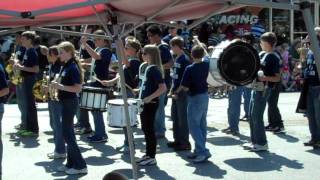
[2, 92, 320, 180]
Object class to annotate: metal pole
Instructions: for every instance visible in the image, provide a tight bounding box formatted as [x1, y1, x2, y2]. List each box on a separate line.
[301, 1, 320, 79]
[315, 0, 319, 26]
[290, 0, 294, 43]
[113, 26, 138, 180]
[269, 0, 273, 32]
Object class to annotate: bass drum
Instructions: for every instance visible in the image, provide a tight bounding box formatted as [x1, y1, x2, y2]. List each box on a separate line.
[208, 40, 260, 87]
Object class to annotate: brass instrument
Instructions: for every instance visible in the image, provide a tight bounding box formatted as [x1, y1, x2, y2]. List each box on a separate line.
[5, 50, 23, 85]
[40, 71, 50, 102]
[50, 74, 61, 101]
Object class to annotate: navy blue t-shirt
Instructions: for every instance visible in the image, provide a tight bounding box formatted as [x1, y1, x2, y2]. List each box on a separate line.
[162, 34, 174, 45]
[171, 54, 190, 91]
[259, 52, 280, 88]
[15, 45, 26, 62]
[304, 50, 320, 86]
[181, 60, 209, 96]
[124, 57, 141, 89]
[0, 64, 8, 103]
[58, 58, 81, 100]
[141, 66, 164, 100]
[92, 47, 111, 87]
[49, 61, 62, 81]
[21, 47, 38, 76]
[158, 43, 173, 87]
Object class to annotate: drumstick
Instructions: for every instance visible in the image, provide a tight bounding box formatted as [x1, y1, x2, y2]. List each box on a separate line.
[93, 76, 103, 83]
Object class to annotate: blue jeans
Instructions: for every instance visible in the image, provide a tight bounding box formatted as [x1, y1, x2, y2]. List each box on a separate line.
[79, 108, 92, 130]
[249, 89, 271, 145]
[48, 100, 65, 154]
[92, 111, 107, 138]
[154, 93, 166, 136]
[187, 93, 211, 157]
[227, 87, 242, 132]
[0, 104, 4, 175]
[267, 83, 283, 127]
[61, 98, 86, 169]
[306, 86, 320, 142]
[171, 91, 189, 144]
[16, 84, 26, 129]
[21, 75, 38, 132]
[242, 87, 252, 118]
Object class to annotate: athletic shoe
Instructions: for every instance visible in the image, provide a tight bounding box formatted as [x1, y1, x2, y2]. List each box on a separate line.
[250, 144, 269, 152]
[242, 142, 255, 150]
[313, 141, 320, 149]
[174, 143, 191, 151]
[47, 152, 66, 159]
[221, 127, 231, 133]
[136, 155, 149, 163]
[240, 116, 249, 121]
[65, 168, 88, 175]
[225, 129, 240, 136]
[192, 155, 211, 163]
[57, 165, 69, 172]
[88, 136, 108, 143]
[75, 128, 92, 135]
[17, 129, 28, 135]
[273, 126, 285, 134]
[19, 131, 38, 137]
[187, 152, 197, 159]
[137, 157, 157, 166]
[304, 140, 316, 146]
[265, 124, 275, 131]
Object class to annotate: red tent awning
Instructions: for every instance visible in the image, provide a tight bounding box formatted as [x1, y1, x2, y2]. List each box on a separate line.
[0, 0, 243, 27]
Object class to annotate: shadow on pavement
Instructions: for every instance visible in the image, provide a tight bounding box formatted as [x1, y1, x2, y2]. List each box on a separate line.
[111, 168, 144, 179]
[139, 165, 175, 180]
[274, 133, 299, 143]
[225, 152, 304, 172]
[186, 161, 227, 179]
[8, 133, 40, 148]
[306, 148, 320, 155]
[207, 136, 243, 146]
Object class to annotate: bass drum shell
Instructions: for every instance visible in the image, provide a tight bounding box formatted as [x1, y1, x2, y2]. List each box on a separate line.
[208, 41, 260, 87]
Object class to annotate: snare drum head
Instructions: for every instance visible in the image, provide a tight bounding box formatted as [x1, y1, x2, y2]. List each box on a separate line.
[218, 41, 260, 86]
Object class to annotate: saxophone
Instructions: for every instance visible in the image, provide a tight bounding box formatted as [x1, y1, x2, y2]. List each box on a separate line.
[50, 74, 61, 101]
[40, 71, 50, 102]
[5, 49, 23, 85]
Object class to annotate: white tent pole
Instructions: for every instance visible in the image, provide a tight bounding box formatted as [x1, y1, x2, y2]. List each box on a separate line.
[269, 0, 273, 32]
[0, 9, 20, 17]
[32, 27, 112, 40]
[300, 1, 320, 79]
[0, 28, 25, 36]
[113, 25, 139, 180]
[30, 0, 108, 17]
[90, 1, 113, 36]
[119, 0, 183, 38]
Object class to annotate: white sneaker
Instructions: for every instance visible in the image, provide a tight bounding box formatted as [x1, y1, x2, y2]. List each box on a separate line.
[137, 157, 157, 166]
[250, 144, 269, 152]
[136, 155, 149, 163]
[57, 165, 69, 172]
[47, 152, 66, 159]
[242, 142, 254, 150]
[65, 168, 88, 175]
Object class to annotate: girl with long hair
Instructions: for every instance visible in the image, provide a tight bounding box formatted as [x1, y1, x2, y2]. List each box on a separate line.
[52, 41, 87, 175]
[136, 44, 166, 166]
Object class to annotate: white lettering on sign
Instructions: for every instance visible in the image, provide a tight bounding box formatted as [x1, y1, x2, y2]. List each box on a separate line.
[217, 15, 259, 24]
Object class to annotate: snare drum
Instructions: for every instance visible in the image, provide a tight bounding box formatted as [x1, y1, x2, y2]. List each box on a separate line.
[80, 86, 109, 111]
[107, 99, 138, 127]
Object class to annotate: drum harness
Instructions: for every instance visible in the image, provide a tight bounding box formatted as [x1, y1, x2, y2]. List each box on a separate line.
[137, 62, 157, 113]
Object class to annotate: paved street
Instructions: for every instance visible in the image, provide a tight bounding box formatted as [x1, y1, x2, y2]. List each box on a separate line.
[2, 92, 320, 180]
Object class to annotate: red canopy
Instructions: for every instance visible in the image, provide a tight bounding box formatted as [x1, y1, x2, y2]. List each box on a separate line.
[0, 0, 243, 27]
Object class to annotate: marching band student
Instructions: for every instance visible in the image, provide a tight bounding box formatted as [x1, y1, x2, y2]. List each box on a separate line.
[102, 38, 142, 152]
[15, 31, 39, 137]
[303, 30, 320, 148]
[0, 57, 9, 177]
[180, 45, 211, 163]
[45, 46, 66, 159]
[52, 41, 87, 175]
[79, 30, 111, 143]
[243, 32, 280, 152]
[147, 25, 173, 138]
[167, 36, 191, 151]
[136, 45, 167, 166]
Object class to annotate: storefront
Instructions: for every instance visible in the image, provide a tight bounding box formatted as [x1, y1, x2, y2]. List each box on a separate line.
[209, 0, 320, 43]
